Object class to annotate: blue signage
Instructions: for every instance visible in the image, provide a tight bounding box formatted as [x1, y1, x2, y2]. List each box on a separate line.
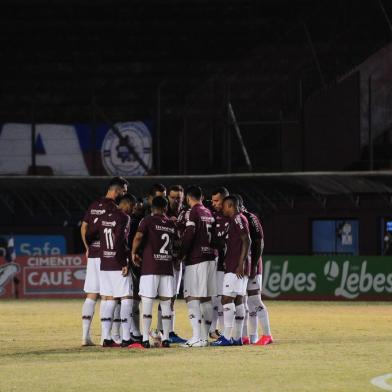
[0, 235, 66, 257]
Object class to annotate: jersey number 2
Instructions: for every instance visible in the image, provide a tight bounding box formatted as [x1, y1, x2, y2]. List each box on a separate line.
[160, 233, 170, 255]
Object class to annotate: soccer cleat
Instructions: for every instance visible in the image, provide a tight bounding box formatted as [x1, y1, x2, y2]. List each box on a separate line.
[161, 340, 171, 348]
[254, 335, 274, 346]
[102, 339, 121, 348]
[232, 337, 243, 346]
[210, 336, 233, 347]
[169, 331, 187, 344]
[180, 338, 204, 348]
[81, 338, 95, 347]
[249, 334, 259, 344]
[127, 342, 145, 349]
[200, 339, 209, 347]
[141, 340, 151, 348]
[209, 330, 221, 340]
[121, 339, 133, 348]
[242, 336, 250, 345]
[112, 335, 122, 345]
[130, 333, 143, 343]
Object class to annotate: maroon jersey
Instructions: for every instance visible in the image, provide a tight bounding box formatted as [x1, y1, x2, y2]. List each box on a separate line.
[137, 214, 176, 276]
[99, 208, 130, 271]
[181, 204, 215, 265]
[83, 197, 117, 258]
[213, 211, 230, 272]
[243, 209, 264, 274]
[224, 212, 251, 274]
[176, 207, 190, 239]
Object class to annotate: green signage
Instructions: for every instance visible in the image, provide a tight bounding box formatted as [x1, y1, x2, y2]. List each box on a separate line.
[262, 256, 392, 300]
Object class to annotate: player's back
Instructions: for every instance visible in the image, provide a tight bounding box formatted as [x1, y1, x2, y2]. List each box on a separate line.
[184, 204, 215, 265]
[225, 212, 251, 274]
[242, 209, 264, 274]
[83, 197, 117, 258]
[138, 213, 176, 276]
[99, 206, 130, 271]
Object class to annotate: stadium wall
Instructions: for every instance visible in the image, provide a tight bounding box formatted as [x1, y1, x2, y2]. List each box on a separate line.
[1, 255, 391, 301]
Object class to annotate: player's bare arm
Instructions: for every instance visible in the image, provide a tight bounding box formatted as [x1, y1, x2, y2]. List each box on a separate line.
[80, 221, 89, 257]
[250, 238, 262, 279]
[132, 231, 144, 266]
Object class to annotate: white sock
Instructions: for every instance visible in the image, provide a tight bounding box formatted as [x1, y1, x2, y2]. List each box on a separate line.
[160, 300, 172, 341]
[243, 298, 249, 337]
[141, 297, 154, 342]
[170, 309, 175, 333]
[111, 302, 121, 339]
[248, 295, 271, 336]
[82, 298, 96, 341]
[210, 296, 219, 332]
[217, 296, 224, 331]
[223, 302, 235, 340]
[187, 300, 201, 341]
[157, 305, 163, 331]
[130, 299, 141, 336]
[258, 300, 271, 336]
[99, 299, 106, 342]
[120, 299, 131, 341]
[233, 304, 245, 340]
[200, 301, 213, 341]
[101, 299, 116, 341]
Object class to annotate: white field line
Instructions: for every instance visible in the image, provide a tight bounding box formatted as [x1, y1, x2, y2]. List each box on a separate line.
[371, 374, 392, 391]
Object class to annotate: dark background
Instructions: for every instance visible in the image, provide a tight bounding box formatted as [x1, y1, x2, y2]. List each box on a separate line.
[1, 0, 392, 256]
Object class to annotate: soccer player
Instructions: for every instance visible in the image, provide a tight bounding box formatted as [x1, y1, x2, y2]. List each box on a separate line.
[180, 185, 216, 348]
[144, 183, 167, 216]
[131, 196, 177, 348]
[117, 193, 143, 344]
[236, 194, 273, 346]
[209, 187, 230, 339]
[160, 184, 187, 344]
[80, 176, 128, 346]
[211, 196, 250, 347]
[98, 196, 133, 348]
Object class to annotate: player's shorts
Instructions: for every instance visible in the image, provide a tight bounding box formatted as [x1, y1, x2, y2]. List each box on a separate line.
[247, 274, 262, 291]
[216, 270, 225, 296]
[222, 273, 249, 297]
[173, 263, 183, 296]
[83, 257, 100, 293]
[183, 259, 217, 298]
[99, 270, 133, 298]
[139, 274, 174, 298]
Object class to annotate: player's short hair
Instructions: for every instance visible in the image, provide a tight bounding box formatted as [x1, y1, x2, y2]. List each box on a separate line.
[108, 176, 129, 190]
[223, 195, 239, 208]
[148, 183, 166, 197]
[185, 185, 202, 200]
[152, 195, 168, 210]
[231, 193, 244, 208]
[212, 187, 229, 198]
[118, 193, 137, 205]
[168, 184, 184, 194]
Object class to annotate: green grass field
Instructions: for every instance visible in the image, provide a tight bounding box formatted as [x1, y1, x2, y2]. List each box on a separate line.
[0, 300, 391, 392]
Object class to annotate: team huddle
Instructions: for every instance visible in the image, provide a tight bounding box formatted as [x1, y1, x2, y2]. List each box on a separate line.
[81, 177, 272, 348]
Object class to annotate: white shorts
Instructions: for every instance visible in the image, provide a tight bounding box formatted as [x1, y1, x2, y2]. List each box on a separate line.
[139, 275, 174, 298]
[83, 257, 100, 293]
[222, 273, 248, 297]
[99, 270, 133, 298]
[247, 274, 262, 291]
[173, 263, 183, 296]
[216, 270, 225, 296]
[183, 260, 217, 298]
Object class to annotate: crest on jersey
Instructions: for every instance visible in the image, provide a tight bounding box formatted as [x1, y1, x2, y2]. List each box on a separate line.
[101, 122, 152, 176]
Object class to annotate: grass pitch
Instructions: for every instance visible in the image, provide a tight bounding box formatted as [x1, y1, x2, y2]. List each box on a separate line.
[0, 300, 391, 392]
